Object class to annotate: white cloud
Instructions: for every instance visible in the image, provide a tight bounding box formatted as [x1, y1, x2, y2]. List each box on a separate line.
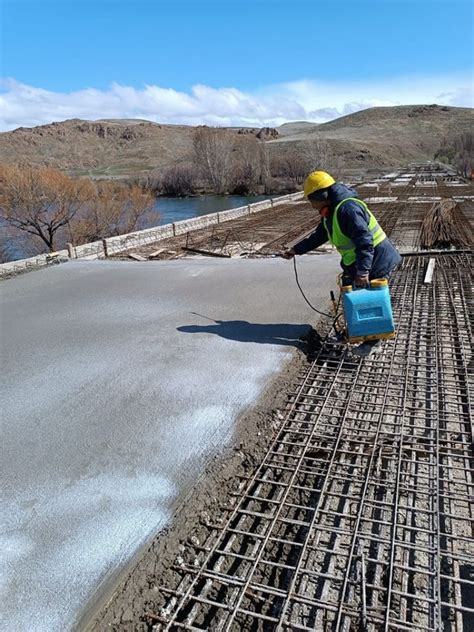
[258, 73, 473, 121]
[0, 73, 472, 132]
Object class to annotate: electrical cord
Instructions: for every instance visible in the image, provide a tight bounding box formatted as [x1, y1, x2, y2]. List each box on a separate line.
[292, 256, 344, 338]
[292, 256, 334, 318]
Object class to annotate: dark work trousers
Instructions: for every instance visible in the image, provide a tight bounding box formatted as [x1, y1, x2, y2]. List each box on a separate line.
[342, 262, 400, 288]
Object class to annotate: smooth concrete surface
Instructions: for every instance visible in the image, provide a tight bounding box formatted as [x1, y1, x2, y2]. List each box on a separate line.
[0, 255, 338, 631]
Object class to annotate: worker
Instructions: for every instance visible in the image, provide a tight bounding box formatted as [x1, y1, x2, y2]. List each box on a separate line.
[282, 171, 401, 355]
[282, 171, 401, 287]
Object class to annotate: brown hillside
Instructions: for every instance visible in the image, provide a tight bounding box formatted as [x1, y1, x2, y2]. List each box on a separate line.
[0, 119, 200, 177]
[0, 105, 472, 176]
[272, 104, 474, 167]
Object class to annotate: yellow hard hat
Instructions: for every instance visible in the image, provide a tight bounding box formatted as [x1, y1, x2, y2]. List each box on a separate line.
[303, 171, 336, 198]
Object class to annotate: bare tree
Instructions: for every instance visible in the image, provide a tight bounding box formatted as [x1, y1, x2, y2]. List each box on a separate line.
[126, 173, 162, 195]
[193, 127, 234, 194]
[0, 166, 158, 258]
[271, 150, 308, 184]
[300, 136, 329, 172]
[70, 181, 156, 244]
[231, 136, 262, 194]
[454, 132, 473, 178]
[121, 184, 157, 232]
[161, 164, 196, 196]
[0, 165, 93, 251]
[434, 135, 455, 165]
[435, 132, 473, 178]
[258, 141, 271, 189]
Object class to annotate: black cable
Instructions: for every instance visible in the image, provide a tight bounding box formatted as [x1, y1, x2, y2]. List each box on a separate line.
[292, 256, 334, 318]
[292, 256, 346, 341]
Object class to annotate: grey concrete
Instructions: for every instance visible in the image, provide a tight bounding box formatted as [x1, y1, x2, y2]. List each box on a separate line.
[0, 255, 338, 631]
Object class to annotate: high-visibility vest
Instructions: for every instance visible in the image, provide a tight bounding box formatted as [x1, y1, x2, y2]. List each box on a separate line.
[323, 197, 386, 266]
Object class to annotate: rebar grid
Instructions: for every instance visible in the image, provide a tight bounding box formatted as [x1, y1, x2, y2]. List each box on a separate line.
[152, 253, 473, 632]
[112, 164, 473, 262]
[122, 200, 322, 260]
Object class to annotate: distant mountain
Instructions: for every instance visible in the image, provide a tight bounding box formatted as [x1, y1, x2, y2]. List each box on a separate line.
[0, 118, 278, 177]
[0, 105, 472, 176]
[273, 104, 473, 167]
[0, 119, 200, 177]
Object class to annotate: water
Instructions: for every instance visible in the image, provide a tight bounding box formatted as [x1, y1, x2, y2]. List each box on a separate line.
[153, 194, 268, 226]
[0, 195, 269, 262]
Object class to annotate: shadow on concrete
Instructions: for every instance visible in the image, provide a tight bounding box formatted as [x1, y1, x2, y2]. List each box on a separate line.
[177, 318, 311, 348]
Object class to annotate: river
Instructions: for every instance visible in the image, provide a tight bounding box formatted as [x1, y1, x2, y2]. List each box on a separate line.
[1, 195, 269, 262]
[153, 194, 268, 225]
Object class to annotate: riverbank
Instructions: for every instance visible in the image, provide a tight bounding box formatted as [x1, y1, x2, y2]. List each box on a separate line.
[0, 194, 270, 263]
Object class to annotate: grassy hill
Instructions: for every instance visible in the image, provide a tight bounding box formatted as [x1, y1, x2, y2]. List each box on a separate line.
[273, 104, 473, 167]
[0, 105, 472, 176]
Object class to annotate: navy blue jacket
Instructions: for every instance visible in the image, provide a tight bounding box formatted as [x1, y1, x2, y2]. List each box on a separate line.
[293, 182, 401, 279]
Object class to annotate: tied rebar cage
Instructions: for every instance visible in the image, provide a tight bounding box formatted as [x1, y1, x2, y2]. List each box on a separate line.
[151, 253, 473, 632]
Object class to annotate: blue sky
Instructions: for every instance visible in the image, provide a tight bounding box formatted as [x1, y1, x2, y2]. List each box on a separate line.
[0, 0, 473, 130]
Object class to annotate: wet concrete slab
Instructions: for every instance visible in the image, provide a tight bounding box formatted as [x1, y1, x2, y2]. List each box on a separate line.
[0, 255, 338, 631]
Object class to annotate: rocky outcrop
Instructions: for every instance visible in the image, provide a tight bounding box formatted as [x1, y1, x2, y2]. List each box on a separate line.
[256, 127, 279, 140]
[236, 126, 279, 140]
[408, 104, 450, 117]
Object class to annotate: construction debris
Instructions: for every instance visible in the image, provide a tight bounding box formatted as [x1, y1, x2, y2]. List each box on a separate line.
[420, 199, 473, 249]
[181, 246, 231, 258]
[148, 248, 166, 259]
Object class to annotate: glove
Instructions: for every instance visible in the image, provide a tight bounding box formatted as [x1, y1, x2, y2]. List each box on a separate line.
[281, 248, 295, 260]
[354, 273, 369, 287]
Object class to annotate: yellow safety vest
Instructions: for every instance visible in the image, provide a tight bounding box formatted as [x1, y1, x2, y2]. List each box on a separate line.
[323, 197, 386, 266]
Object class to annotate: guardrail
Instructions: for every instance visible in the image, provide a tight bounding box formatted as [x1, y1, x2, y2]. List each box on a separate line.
[73, 240, 105, 259]
[0, 249, 69, 278]
[0, 191, 304, 277]
[104, 223, 176, 256]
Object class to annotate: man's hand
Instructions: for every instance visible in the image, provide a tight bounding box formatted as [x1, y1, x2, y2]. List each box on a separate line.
[281, 248, 296, 260]
[354, 273, 370, 287]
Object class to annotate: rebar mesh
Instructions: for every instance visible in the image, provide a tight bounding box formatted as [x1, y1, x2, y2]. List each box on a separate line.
[152, 253, 473, 632]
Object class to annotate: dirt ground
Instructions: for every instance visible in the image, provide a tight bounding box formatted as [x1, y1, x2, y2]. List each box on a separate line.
[82, 329, 323, 631]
